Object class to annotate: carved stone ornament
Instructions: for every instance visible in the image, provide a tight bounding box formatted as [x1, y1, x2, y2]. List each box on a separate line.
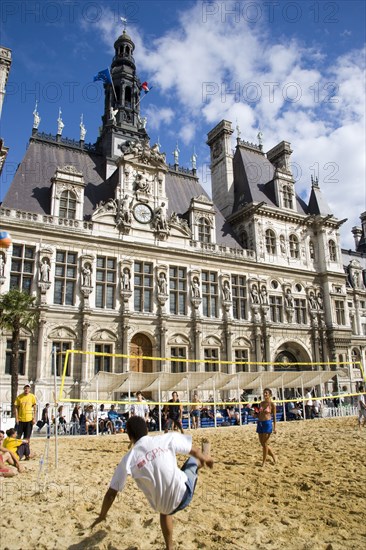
[117, 139, 167, 168]
[0, 251, 6, 284]
[115, 195, 133, 234]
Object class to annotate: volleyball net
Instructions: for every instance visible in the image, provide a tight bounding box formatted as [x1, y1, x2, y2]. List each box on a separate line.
[58, 350, 366, 407]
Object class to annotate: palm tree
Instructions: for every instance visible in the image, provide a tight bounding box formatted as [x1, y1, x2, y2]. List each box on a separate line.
[0, 289, 39, 416]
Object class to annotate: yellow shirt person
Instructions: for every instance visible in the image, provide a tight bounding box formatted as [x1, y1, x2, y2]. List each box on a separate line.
[14, 385, 37, 439]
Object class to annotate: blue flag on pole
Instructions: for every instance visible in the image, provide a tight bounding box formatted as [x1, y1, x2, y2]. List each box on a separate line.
[93, 69, 112, 84]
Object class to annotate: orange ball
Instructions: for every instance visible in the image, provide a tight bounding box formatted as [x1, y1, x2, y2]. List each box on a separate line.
[0, 231, 12, 249]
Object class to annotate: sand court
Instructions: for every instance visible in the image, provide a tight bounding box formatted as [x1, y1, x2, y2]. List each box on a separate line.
[1, 417, 365, 550]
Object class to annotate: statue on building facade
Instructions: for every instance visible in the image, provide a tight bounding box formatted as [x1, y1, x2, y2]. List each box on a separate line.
[308, 291, 318, 310]
[173, 142, 180, 165]
[191, 149, 197, 170]
[251, 284, 260, 304]
[40, 258, 51, 282]
[57, 108, 64, 135]
[33, 100, 41, 130]
[157, 272, 168, 295]
[192, 277, 200, 298]
[285, 288, 294, 309]
[135, 173, 151, 194]
[122, 267, 131, 291]
[260, 285, 268, 305]
[155, 202, 168, 231]
[82, 263, 92, 287]
[80, 114, 87, 141]
[0, 253, 5, 277]
[222, 280, 231, 301]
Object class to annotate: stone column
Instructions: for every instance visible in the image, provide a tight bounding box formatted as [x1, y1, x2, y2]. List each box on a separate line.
[122, 315, 130, 372]
[81, 318, 90, 383]
[35, 318, 47, 381]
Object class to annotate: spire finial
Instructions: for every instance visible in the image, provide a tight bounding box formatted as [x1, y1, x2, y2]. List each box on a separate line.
[173, 142, 180, 166]
[80, 114, 86, 141]
[191, 147, 197, 170]
[236, 121, 241, 140]
[120, 17, 127, 32]
[32, 100, 40, 130]
[157, 136, 161, 151]
[257, 129, 263, 150]
[57, 107, 64, 135]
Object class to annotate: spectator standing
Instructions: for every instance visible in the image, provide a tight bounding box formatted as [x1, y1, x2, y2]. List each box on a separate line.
[190, 393, 201, 429]
[130, 391, 149, 422]
[305, 389, 313, 419]
[164, 391, 184, 434]
[14, 384, 37, 439]
[357, 385, 366, 429]
[37, 403, 50, 432]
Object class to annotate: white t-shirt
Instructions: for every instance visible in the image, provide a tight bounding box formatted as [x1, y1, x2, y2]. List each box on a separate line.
[305, 392, 312, 406]
[130, 402, 149, 418]
[110, 433, 192, 515]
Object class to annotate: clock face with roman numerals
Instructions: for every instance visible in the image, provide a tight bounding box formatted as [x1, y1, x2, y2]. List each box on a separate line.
[133, 203, 153, 224]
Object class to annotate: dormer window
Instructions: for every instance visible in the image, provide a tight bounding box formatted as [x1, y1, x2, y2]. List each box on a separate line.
[329, 239, 337, 262]
[59, 190, 76, 219]
[282, 185, 293, 209]
[51, 166, 85, 221]
[265, 229, 276, 254]
[289, 234, 299, 259]
[198, 217, 211, 243]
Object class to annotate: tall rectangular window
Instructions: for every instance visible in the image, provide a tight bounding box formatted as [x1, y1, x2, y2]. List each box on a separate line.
[134, 261, 153, 312]
[10, 245, 35, 293]
[52, 341, 71, 377]
[170, 347, 187, 373]
[294, 298, 307, 324]
[270, 296, 283, 323]
[234, 349, 249, 372]
[335, 300, 345, 325]
[169, 266, 187, 315]
[54, 251, 77, 305]
[204, 348, 219, 372]
[232, 275, 247, 320]
[202, 271, 218, 318]
[95, 343, 112, 373]
[5, 340, 26, 375]
[96, 256, 116, 309]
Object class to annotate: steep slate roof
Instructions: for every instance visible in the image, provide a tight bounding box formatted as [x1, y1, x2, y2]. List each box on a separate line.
[307, 183, 333, 216]
[2, 138, 115, 216]
[3, 136, 241, 248]
[166, 171, 240, 247]
[232, 146, 308, 215]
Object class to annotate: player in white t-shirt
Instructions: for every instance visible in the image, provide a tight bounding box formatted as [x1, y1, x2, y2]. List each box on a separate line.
[91, 416, 213, 549]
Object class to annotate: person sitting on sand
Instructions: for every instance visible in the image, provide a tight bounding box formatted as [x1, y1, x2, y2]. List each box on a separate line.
[3, 428, 34, 460]
[254, 388, 277, 467]
[0, 430, 21, 473]
[91, 416, 213, 550]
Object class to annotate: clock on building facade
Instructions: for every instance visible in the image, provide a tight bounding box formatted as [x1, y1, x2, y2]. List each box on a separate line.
[133, 203, 153, 223]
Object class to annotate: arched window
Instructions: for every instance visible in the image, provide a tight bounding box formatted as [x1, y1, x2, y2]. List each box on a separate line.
[240, 230, 248, 249]
[124, 86, 132, 107]
[329, 240, 337, 262]
[198, 217, 211, 243]
[59, 190, 76, 219]
[289, 234, 299, 258]
[351, 348, 361, 368]
[265, 229, 276, 254]
[309, 240, 315, 260]
[283, 185, 293, 209]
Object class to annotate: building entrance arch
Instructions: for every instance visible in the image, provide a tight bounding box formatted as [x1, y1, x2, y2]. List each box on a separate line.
[130, 334, 153, 373]
[274, 342, 312, 371]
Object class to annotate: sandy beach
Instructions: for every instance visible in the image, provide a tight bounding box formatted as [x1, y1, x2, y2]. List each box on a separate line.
[1, 417, 365, 550]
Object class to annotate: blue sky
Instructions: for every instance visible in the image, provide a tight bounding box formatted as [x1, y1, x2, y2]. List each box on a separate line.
[0, 0, 365, 248]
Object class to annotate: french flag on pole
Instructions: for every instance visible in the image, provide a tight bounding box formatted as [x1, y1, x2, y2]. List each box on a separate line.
[141, 81, 152, 94]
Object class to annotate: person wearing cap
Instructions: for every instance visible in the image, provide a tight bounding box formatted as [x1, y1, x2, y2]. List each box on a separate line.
[14, 384, 37, 440]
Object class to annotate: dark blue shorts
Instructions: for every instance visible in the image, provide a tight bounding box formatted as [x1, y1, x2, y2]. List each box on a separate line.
[171, 457, 198, 514]
[256, 420, 272, 434]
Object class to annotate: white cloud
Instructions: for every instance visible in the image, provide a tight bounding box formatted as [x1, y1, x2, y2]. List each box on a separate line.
[83, 1, 365, 249]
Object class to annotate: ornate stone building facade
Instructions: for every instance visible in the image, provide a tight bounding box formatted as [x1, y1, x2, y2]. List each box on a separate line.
[0, 31, 365, 404]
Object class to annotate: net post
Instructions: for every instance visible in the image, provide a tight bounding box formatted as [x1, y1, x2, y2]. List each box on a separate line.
[52, 346, 58, 469]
